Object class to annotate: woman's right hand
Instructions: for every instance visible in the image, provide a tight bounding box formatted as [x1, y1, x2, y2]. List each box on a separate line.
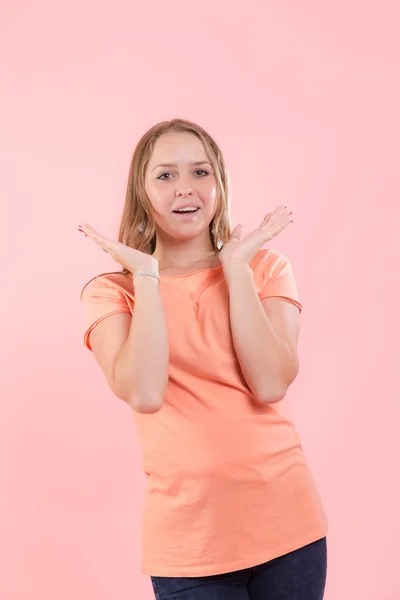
[78, 223, 159, 274]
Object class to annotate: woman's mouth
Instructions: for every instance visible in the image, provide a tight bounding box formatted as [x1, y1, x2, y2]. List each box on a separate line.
[172, 207, 200, 220]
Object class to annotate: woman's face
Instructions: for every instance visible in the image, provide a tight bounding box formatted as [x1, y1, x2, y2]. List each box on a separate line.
[144, 132, 219, 242]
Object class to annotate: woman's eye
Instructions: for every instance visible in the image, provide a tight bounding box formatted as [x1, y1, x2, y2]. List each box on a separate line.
[158, 169, 209, 181]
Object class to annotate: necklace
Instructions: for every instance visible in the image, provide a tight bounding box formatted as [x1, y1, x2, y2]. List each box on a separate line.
[159, 250, 219, 272]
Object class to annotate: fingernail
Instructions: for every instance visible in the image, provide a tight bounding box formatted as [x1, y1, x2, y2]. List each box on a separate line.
[289, 211, 293, 215]
[78, 228, 87, 236]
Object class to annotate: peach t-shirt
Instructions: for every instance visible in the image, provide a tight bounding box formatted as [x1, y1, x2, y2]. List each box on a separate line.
[81, 248, 327, 577]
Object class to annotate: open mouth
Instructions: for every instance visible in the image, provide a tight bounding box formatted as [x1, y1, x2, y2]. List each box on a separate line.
[172, 208, 200, 214]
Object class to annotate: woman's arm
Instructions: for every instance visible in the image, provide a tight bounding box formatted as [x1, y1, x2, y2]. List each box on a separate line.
[224, 263, 300, 404]
[90, 276, 169, 414]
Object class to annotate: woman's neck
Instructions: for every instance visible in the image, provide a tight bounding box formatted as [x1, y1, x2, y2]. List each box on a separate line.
[156, 248, 217, 270]
[152, 237, 218, 270]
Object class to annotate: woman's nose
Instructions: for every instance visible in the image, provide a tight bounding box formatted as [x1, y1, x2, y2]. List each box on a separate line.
[175, 183, 193, 197]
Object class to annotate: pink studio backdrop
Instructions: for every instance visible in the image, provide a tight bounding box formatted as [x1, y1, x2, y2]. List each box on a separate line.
[1, 2, 399, 599]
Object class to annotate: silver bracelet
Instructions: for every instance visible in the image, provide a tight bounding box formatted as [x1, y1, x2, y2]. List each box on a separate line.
[133, 270, 160, 281]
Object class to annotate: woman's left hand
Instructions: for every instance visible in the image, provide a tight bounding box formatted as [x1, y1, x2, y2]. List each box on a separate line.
[219, 205, 293, 269]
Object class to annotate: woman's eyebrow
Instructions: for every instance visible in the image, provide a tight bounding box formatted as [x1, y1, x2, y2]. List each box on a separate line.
[152, 161, 211, 171]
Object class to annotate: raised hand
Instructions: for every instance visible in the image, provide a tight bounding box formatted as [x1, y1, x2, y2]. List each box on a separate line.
[218, 206, 293, 268]
[78, 223, 159, 274]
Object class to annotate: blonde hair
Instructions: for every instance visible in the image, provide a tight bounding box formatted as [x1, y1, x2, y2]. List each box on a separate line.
[81, 118, 233, 294]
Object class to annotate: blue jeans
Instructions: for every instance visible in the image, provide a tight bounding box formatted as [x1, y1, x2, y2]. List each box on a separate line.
[151, 537, 327, 599]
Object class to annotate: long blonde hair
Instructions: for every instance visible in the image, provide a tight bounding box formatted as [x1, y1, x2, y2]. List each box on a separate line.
[81, 118, 233, 293]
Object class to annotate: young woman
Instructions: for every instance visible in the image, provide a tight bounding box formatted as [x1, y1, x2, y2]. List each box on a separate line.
[79, 118, 328, 599]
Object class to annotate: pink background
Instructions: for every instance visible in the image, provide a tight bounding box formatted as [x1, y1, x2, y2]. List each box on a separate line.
[1, 1, 399, 598]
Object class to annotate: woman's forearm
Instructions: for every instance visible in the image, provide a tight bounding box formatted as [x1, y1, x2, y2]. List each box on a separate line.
[115, 276, 169, 413]
[224, 263, 298, 404]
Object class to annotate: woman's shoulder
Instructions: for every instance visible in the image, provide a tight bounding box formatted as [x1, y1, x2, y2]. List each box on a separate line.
[251, 247, 290, 273]
[250, 248, 297, 294]
[80, 271, 133, 300]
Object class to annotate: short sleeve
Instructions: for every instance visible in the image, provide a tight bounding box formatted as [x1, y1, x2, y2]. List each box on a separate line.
[258, 250, 303, 313]
[81, 276, 132, 351]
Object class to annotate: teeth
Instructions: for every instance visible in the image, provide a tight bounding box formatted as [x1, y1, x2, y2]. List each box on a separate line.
[176, 207, 198, 213]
